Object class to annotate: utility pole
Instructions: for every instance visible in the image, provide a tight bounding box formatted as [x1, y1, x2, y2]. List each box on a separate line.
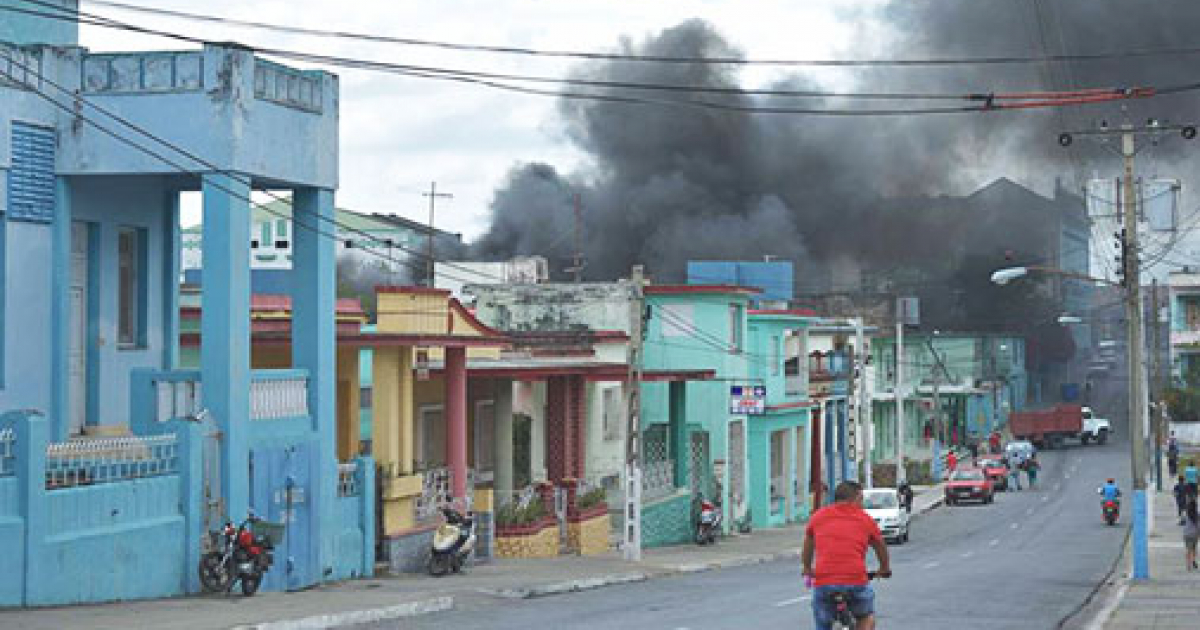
[1059, 120, 1197, 580]
[423, 182, 452, 287]
[1151, 280, 1163, 493]
[895, 299, 906, 486]
[623, 265, 646, 561]
[856, 317, 873, 488]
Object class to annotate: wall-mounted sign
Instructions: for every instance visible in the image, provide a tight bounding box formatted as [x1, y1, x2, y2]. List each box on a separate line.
[730, 385, 766, 415]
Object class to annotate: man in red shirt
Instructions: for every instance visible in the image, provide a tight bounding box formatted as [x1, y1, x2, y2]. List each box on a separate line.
[802, 481, 892, 630]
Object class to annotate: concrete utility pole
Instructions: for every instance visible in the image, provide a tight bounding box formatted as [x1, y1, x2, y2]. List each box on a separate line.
[895, 300, 905, 486]
[856, 317, 873, 488]
[567, 193, 586, 282]
[1151, 280, 1163, 493]
[623, 265, 646, 561]
[1059, 120, 1197, 580]
[423, 182, 452, 287]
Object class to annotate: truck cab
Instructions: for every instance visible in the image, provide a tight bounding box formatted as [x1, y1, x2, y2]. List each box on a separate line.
[1081, 407, 1111, 445]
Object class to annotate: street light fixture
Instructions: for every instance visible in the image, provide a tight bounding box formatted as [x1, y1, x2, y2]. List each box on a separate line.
[990, 267, 1029, 286]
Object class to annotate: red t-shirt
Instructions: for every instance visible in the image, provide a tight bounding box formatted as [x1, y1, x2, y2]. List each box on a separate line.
[805, 502, 883, 587]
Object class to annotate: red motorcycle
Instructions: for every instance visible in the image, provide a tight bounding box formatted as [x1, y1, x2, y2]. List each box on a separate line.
[1102, 500, 1120, 526]
[199, 512, 283, 596]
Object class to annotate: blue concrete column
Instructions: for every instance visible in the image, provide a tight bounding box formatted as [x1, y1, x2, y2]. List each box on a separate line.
[357, 455, 376, 575]
[291, 186, 337, 579]
[51, 177, 72, 441]
[2, 410, 49, 605]
[669, 381, 688, 488]
[786, 426, 796, 521]
[201, 173, 251, 523]
[1132, 489, 1149, 579]
[163, 190, 181, 369]
[172, 419, 205, 593]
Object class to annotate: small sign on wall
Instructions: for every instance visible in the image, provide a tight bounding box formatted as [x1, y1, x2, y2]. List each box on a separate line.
[729, 385, 766, 415]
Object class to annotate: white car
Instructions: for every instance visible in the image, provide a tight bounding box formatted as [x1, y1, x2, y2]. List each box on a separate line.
[1081, 407, 1111, 445]
[863, 488, 910, 544]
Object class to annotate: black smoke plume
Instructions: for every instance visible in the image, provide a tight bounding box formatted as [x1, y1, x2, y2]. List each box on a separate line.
[472, 2, 1200, 288]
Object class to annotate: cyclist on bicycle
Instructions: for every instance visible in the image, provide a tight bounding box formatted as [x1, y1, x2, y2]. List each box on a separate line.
[802, 480, 892, 630]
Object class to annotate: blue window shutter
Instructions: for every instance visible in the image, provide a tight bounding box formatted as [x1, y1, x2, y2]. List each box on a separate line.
[8, 122, 56, 223]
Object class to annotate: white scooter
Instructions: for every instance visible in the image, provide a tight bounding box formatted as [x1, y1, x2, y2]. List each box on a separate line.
[428, 507, 476, 577]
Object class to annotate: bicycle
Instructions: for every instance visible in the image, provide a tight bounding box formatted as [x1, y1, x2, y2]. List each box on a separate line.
[825, 571, 882, 630]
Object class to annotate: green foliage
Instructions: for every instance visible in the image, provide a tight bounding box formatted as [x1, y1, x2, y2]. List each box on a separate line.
[496, 497, 546, 527]
[577, 487, 607, 510]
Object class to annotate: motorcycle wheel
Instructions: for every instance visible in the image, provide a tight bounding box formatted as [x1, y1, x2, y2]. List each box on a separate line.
[199, 552, 232, 593]
[694, 526, 709, 545]
[428, 553, 452, 577]
[240, 573, 262, 596]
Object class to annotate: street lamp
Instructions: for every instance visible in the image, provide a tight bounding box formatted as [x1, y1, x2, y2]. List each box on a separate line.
[991, 267, 1029, 286]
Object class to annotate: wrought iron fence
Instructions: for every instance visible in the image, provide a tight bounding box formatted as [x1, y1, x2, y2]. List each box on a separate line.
[45, 435, 179, 489]
[337, 461, 360, 497]
[642, 458, 676, 501]
[415, 467, 477, 522]
[0, 427, 14, 477]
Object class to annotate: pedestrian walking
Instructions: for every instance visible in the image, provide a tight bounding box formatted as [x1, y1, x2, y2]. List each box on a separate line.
[1175, 475, 1190, 525]
[1183, 498, 1199, 572]
[1168, 434, 1180, 476]
[1025, 456, 1040, 489]
[989, 432, 1001, 454]
[1186, 460, 1199, 498]
[1008, 457, 1022, 491]
[898, 480, 913, 513]
[946, 450, 958, 477]
[968, 442, 979, 460]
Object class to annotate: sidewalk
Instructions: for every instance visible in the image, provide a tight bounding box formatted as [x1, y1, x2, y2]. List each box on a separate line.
[0, 484, 944, 630]
[1102, 482, 1200, 628]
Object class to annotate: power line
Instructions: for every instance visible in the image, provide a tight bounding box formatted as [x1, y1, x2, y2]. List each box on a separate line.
[81, 0, 1200, 69]
[7, 1, 1190, 117]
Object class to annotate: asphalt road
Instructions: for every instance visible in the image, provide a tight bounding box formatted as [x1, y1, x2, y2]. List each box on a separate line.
[354, 436, 1130, 630]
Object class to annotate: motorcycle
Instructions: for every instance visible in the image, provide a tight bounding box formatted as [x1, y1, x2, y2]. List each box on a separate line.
[198, 511, 281, 596]
[428, 507, 476, 577]
[694, 495, 722, 545]
[1102, 499, 1120, 526]
[823, 571, 885, 629]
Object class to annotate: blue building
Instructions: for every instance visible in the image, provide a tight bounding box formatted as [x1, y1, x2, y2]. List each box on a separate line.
[687, 260, 794, 305]
[0, 6, 371, 606]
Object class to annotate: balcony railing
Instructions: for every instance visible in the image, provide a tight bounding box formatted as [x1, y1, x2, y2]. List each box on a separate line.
[0, 43, 41, 90]
[1172, 330, 1200, 347]
[82, 51, 204, 93]
[251, 370, 310, 421]
[0, 427, 14, 477]
[338, 461, 360, 498]
[254, 59, 323, 113]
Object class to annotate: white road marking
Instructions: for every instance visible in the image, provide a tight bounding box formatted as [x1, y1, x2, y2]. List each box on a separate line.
[923, 561, 941, 569]
[1026, 507, 1036, 515]
[1010, 522, 1020, 529]
[1042, 496, 1049, 502]
[1065, 474, 1071, 480]
[989, 539, 1000, 546]
[774, 596, 810, 607]
[961, 551, 974, 558]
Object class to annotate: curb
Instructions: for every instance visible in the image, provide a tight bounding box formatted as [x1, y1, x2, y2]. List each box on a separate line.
[483, 572, 649, 599]
[228, 595, 454, 630]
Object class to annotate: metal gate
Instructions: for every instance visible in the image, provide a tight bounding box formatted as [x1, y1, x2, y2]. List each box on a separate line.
[689, 431, 710, 498]
[250, 444, 315, 591]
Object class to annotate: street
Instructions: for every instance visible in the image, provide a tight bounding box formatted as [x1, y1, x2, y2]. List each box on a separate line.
[354, 439, 1129, 630]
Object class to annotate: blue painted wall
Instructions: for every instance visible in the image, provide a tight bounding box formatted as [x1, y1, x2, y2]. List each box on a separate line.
[0, 1, 79, 46]
[687, 261, 794, 303]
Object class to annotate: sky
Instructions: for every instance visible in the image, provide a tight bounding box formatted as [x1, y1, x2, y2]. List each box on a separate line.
[78, 0, 883, 237]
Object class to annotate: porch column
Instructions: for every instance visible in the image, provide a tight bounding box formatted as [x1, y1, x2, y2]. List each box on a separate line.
[50, 177, 71, 441]
[163, 189, 181, 369]
[445, 346, 468, 500]
[201, 173, 252, 521]
[568, 375, 587, 479]
[786, 426, 796, 521]
[373, 345, 420, 532]
[545, 376, 567, 481]
[810, 406, 823, 506]
[669, 381, 688, 488]
[493, 381, 514, 504]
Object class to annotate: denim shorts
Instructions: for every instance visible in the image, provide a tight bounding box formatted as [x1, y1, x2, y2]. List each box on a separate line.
[812, 584, 875, 630]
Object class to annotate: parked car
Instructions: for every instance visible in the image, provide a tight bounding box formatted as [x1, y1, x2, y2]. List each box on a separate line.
[945, 468, 995, 505]
[977, 456, 1009, 491]
[862, 488, 910, 544]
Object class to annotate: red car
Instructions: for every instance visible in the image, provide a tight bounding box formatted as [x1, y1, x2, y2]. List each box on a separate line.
[977, 456, 1009, 491]
[945, 468, 995, 505]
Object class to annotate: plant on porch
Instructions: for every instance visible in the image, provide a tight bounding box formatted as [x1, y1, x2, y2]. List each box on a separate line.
[494, 490, 558, 559]
[565, 480, 610, 556]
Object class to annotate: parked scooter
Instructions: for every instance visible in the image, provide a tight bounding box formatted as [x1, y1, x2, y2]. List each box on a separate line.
[198, 511, 281, 596]
[428, 507, 476, 576]
[694, 494, 722, 545]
